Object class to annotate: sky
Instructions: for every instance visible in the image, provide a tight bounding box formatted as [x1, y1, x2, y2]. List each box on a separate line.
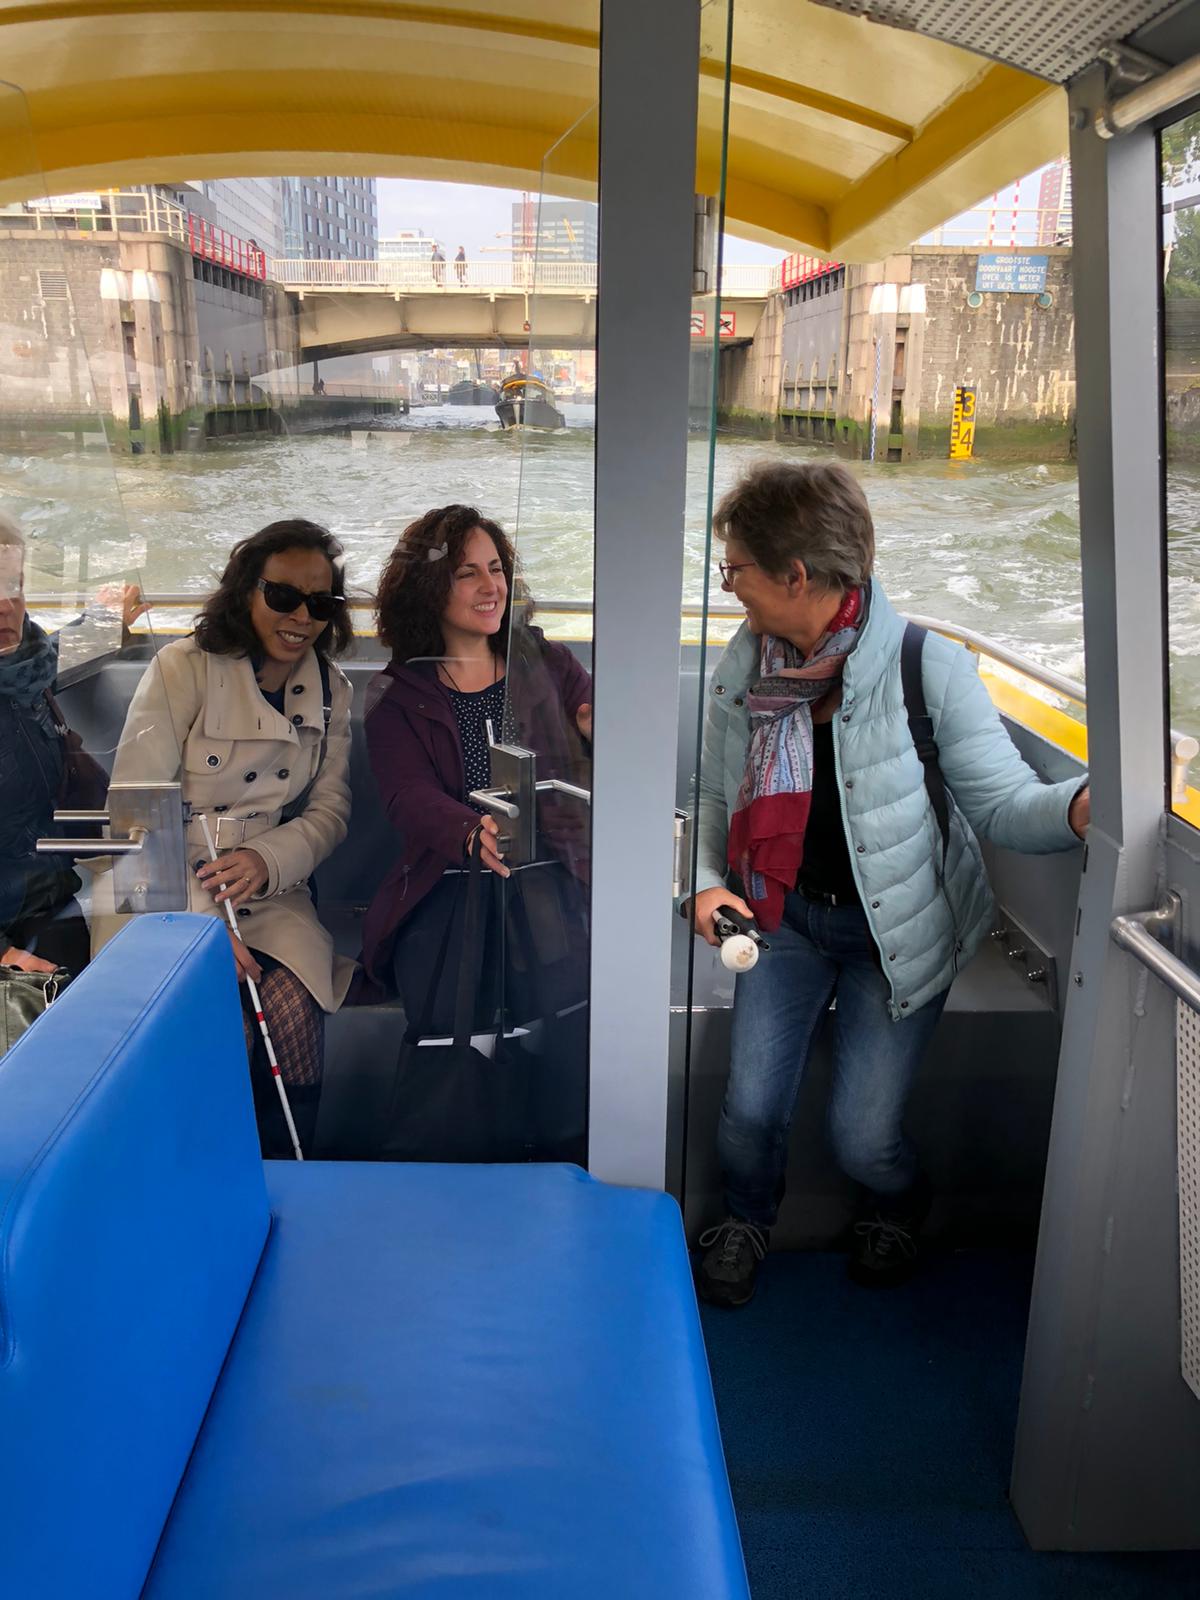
[376, 170, 1070, 261]
[376, 178, 780, 265]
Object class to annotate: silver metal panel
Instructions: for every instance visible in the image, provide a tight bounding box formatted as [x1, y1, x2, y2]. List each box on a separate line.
[810, 0, 1178, 82]
[108, 783, 188, 913]
[588, 0, 701, 1188]
[1177, 999, 1200, 1400]
[1010, 59, 1200, 1550]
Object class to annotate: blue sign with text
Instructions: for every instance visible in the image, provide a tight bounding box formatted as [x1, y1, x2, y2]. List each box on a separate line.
[975, 253, 1049, 293]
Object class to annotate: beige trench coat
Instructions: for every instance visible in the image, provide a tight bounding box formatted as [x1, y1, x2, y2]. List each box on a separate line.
[90, 636, 355, 1011]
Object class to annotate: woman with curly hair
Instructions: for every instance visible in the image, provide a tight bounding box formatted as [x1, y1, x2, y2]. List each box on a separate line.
[357, 504, 592, 1038]
[94, 518, 355, 1152]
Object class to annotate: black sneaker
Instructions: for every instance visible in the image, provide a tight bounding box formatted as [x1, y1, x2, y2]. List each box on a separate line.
[695, 1218, 769, 1307]
[848, 1177, 931, 1288]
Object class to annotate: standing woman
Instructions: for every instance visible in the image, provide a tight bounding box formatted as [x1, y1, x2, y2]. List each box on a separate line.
[97, 519, 355, 1152]
[689, 461, 1089, 1305]
[357, 502, 592, 1027]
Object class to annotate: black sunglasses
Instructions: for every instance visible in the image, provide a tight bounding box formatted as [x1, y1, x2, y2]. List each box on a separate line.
[255, 577, 342, 622]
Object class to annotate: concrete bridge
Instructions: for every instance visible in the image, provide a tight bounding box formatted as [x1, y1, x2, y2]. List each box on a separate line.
[271, 258, 775, 358]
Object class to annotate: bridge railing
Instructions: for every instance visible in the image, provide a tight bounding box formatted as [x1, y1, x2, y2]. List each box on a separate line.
[268, 258, 781, 296]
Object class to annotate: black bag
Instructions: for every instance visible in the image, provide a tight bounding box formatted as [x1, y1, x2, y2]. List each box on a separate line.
[378, 846, 589, 1163]
[43, 689, 108, 813]
[0, 963, 70, 1055]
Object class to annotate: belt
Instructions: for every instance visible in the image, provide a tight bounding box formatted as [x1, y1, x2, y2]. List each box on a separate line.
[188, 813, 275, 853]
[796, 881, 848, 907]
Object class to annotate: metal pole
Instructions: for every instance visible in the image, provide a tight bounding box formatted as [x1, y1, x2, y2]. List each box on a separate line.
[590, 0, 700, 1188]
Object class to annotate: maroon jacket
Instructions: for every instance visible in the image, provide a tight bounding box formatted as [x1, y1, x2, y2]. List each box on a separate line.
[353, 629, 592, 1001]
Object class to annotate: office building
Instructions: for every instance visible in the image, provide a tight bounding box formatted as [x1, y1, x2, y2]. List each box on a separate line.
[511, 198, 597, 263]
[285, 176, 378, 260]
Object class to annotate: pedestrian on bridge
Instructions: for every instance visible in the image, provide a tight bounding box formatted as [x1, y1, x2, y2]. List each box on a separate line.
[432, 245, 446, 287]
[455, 245, 467, 285]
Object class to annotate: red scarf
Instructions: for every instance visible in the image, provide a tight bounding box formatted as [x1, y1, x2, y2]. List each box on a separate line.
[727, 587, 864, 931]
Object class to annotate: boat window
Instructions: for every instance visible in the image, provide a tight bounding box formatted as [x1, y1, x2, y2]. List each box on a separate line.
[1161, 109, 1200, 825]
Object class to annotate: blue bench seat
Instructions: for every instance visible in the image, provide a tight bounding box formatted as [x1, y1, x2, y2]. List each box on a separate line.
[0, 915, 747, 1600]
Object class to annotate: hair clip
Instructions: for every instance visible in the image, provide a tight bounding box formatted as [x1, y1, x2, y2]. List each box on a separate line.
[427, 542, 448, 563]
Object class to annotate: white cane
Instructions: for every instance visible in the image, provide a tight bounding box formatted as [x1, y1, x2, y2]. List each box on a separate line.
[197, 813, 304, 1161]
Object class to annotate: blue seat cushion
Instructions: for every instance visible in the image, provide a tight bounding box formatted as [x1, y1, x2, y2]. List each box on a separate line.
[144, 1162, 748, 1599]
[0, 915, 269, 1600]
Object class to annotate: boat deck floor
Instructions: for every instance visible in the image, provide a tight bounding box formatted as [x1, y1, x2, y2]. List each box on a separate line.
[700, 1251, 1200, 1598]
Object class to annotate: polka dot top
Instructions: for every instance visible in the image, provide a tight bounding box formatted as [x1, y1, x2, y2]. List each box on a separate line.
[447, 678, 508, 808]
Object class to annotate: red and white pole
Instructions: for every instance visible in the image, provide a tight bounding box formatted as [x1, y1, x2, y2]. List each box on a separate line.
[197, 814, 304, 1160]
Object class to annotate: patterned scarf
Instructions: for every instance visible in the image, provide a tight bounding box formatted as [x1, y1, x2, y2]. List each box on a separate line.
[727, 587, 866, 931]
[0, 618, 58, 707]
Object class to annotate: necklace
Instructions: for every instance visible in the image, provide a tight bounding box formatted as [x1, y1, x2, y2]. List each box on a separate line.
[440, 653, 499, 693]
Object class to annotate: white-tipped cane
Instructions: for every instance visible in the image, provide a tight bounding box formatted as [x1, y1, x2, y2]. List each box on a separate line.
[197, 813, 304, 1161]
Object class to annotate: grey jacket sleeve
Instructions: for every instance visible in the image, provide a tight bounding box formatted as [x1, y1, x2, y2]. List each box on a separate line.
[934, 644, 1083, 853]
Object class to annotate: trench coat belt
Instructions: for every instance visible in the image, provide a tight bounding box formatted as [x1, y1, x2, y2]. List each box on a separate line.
[188, 813, 276, 853]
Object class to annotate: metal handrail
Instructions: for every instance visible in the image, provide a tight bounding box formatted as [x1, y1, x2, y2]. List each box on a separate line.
[266, 258, 779, 296]
[20, 591, 1197, 791]
[1110, 895, 1200, 1012]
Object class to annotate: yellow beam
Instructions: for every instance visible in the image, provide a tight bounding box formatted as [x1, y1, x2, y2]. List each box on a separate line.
[0, 0, 596, 53]
[4, 108, 596, 204]
[713, 59, 914, 145]
[830, 62, 1063, 256]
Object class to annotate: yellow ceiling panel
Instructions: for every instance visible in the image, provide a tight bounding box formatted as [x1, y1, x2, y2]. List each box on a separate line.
[0, 0, 1070, 256]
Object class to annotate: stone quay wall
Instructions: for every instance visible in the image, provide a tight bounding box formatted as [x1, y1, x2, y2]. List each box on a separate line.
[718, 246, 1077, 463]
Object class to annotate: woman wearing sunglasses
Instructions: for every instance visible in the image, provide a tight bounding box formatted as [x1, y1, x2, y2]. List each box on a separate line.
[93, 519, 355, 1153]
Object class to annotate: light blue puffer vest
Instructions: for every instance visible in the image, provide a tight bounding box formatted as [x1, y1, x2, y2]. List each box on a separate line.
[694, 580, 1083, 1018]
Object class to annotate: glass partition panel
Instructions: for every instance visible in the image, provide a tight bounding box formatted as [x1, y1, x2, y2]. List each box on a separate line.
[0, 79, 168, 1017]
[671, 0, 735, 1209]
[1162, 109, 1200, 823]
[490, 99, 600, 1166]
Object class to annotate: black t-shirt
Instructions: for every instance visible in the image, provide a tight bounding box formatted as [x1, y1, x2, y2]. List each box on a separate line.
[447, 679, 507, 809]
[797, 719, 859, 901]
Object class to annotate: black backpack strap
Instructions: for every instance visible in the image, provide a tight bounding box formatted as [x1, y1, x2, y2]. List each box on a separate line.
[901, 622, 950, 869]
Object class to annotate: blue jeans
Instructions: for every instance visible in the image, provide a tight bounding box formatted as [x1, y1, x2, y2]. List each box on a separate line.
[719, 891, 948, 1227]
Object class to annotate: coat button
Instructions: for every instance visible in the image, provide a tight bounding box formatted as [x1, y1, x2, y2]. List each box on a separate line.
[206, 754, 220, 767]
[714, 684, 726, 696]
[845, 779, 854, 790]
[292, 684, 304, 694]
[292, 713, 303, 726]
[214, 804, 228, 813]
[237, 907, 251, 919]
[733, 697, 744, 707]
[842, 714, 851, 724]
[277, 768, 289, 780]
[900, 1000, 909, 1009]
[871, 900, 880, 909]
[244, 771, 257, 782]
[193, 858, 205, 872]
[247, 812, 260, 819]
[888, 952, 896, 962]
[855, 844, 865, 854]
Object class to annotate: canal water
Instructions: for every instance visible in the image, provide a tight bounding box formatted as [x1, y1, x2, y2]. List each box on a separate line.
[4, 402, 1199, 733]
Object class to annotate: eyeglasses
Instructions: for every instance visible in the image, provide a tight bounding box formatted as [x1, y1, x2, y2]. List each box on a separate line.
[255, 578, 341, 622]
[718, 559, 757, 587]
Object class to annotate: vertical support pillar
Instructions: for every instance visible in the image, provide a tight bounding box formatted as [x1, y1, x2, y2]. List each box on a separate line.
[588, 0, 700, 1187]
[1010, 65, 1200, 1549]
